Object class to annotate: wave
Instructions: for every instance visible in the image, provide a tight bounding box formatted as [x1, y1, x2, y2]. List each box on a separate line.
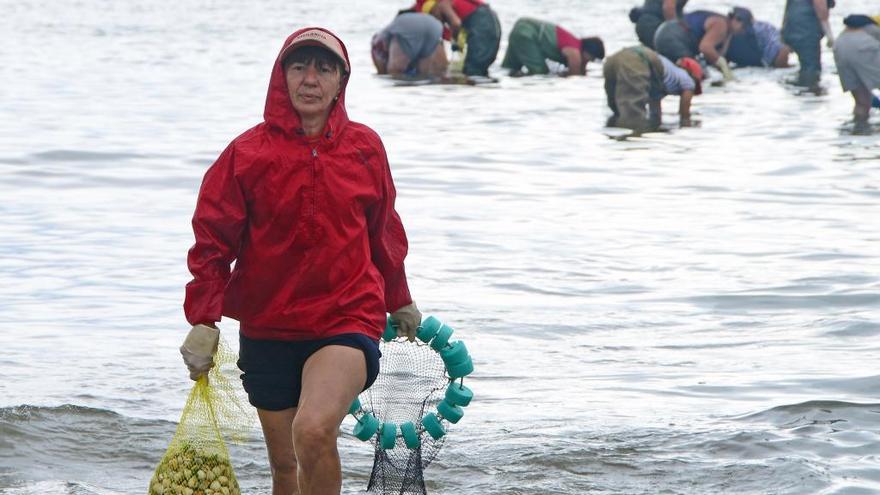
[0, 404, 173, 491]
[736, 400, 880, 426]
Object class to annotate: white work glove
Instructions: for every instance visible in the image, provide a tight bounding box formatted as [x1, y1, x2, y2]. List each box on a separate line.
[716, 56, 734, 82]
[180, 324, 220, 380]
[821, 21, 834, 48]
[390, 302, 422, 342]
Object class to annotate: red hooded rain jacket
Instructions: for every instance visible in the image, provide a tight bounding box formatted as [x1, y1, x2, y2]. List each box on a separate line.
[184, 27, 412, 341]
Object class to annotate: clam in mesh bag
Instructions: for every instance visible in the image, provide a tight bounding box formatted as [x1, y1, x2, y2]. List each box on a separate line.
[148, 340, 253, 495]
[349, 316, 475, 495]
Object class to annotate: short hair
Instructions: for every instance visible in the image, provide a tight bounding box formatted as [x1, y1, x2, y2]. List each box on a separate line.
[581, 37, 605, 61]
[629, 7, 643, 23]
[728, 6, 754, 26]
[283, 45, 346, 75]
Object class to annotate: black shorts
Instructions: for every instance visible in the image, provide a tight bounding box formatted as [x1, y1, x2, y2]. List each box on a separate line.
[237, 332, 381, 411]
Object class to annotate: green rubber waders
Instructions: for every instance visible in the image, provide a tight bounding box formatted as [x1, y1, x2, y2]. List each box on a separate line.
[348, 397, 361, 415]
[380, 422, 397, 449]
[447, 355, 474, 379]
[400, 421, 421, 449]
[382, 317, 398, 342]
[430, 324, 454, 351]
[422, 412, 446, 440]
[416, 316, 442, 343]
[353, 413, 380, 441]
[437, 400, 465, 424]
[445, 382, 474, 407]
[440, 340, 469, 366]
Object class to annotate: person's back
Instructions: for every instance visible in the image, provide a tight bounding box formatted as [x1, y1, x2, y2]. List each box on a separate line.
[684, 10, 719, 42]
[372, 12, 446, 77]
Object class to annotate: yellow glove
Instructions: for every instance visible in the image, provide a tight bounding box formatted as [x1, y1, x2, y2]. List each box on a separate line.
[180, 324, 219, 380]
[715, 56, 734, 82]
[821, 21, 834, 48]
[390, 303, 422, 342]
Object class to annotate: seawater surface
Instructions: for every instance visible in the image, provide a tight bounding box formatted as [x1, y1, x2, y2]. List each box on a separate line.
[1, 0, 878, 494]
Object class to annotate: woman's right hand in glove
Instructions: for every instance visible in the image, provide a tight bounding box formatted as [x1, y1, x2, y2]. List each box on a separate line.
[180, 324, 220, 380]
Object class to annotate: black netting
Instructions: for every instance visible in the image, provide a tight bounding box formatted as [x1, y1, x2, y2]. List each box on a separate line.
[361, 339, 450, 495]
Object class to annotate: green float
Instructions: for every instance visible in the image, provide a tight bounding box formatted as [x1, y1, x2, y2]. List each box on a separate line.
[440, 340, 469, 366]
[416, 316, 442, 343]
[422, 412, 446, 440]
[444, 383, 473, 407]
[437, 400, 464, 424]
[353, 413, 380, 441]
[380, 422, 397, 449]
[382, 317, 398, 342]
[348, 397, 361, 415]
[400, 421, 421, 449]
[447, 355, 474, 379]
[430, 324, 454, 351]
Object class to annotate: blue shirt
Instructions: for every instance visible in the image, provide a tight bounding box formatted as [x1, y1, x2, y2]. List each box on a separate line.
[659, 55, 696, 95]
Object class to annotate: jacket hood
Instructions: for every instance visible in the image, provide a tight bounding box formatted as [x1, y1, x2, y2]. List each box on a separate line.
[264, 27, 351, 137]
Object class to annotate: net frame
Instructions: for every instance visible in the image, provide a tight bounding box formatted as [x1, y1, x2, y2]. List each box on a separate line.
[361, 338, 450, 495]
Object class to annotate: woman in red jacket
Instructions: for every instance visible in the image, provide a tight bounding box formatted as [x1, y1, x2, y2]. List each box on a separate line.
[179, 27, 421, 494]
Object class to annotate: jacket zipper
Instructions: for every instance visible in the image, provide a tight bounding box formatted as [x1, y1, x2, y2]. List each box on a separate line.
[310, 148, 318, 219]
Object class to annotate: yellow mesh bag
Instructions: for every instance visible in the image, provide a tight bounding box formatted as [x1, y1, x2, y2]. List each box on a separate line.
[148, 339, 252, 495]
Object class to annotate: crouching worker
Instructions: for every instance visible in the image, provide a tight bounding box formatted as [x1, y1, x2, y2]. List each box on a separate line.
[414, 0, 501, 77]
[604, 46, 703, 131]
[654, 10, 738, 81]
[833, 15, 880, 134]
[501, 17, 605, 76]
[372, 12, 448, 78]
[180, 27, 422, 495]
[629, 0, 689, 48]
[726, 7, 792, 68]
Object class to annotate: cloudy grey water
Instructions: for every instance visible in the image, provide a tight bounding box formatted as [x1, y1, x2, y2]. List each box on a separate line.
[1, 0, 879, 494]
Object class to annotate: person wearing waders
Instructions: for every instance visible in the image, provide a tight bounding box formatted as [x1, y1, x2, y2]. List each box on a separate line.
[726, 7, 792, 68]
[412, 0, 501, 77]
[604, 46, 703, 131]
[782, 0, 835, 90]
[833, 15, 880, 134]
[500, 17, 605, 77]
[179, 27, 422, 495]
[653, 10, 740, 82]
[372, 12, 448, 78]
[629, 0, 689, 49]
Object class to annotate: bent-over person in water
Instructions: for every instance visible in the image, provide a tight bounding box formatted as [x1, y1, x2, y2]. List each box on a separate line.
[501, 17, 605, 76]
[604, 46, 703, 131]
[372, 12, 448, 78]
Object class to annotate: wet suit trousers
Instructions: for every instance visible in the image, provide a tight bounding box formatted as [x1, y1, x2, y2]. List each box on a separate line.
[636, 13, 664, 48]
[500, 18, 556, 75]
[782, 3, 823, 85]
[462, 5, 502, 76]
[604, 48, 665, 130]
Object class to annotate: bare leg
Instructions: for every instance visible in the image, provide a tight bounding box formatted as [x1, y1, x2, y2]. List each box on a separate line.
[386, 38, 413, 76]
[418, 43, 449, 78]
[852, 86, 873, 133]
[257, 407, 299, 495]
[774, 45, 792, 68]
[294, 345, 367, 495]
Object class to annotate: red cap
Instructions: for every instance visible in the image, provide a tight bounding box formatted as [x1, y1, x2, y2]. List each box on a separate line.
[279, 28, 349, 73]
[677, 57, 703, 95]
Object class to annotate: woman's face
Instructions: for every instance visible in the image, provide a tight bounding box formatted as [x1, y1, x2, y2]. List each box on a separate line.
[285, 58, 342, 122]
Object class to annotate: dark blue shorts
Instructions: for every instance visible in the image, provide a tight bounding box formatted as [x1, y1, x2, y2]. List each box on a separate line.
[237, 332, 381, 411]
